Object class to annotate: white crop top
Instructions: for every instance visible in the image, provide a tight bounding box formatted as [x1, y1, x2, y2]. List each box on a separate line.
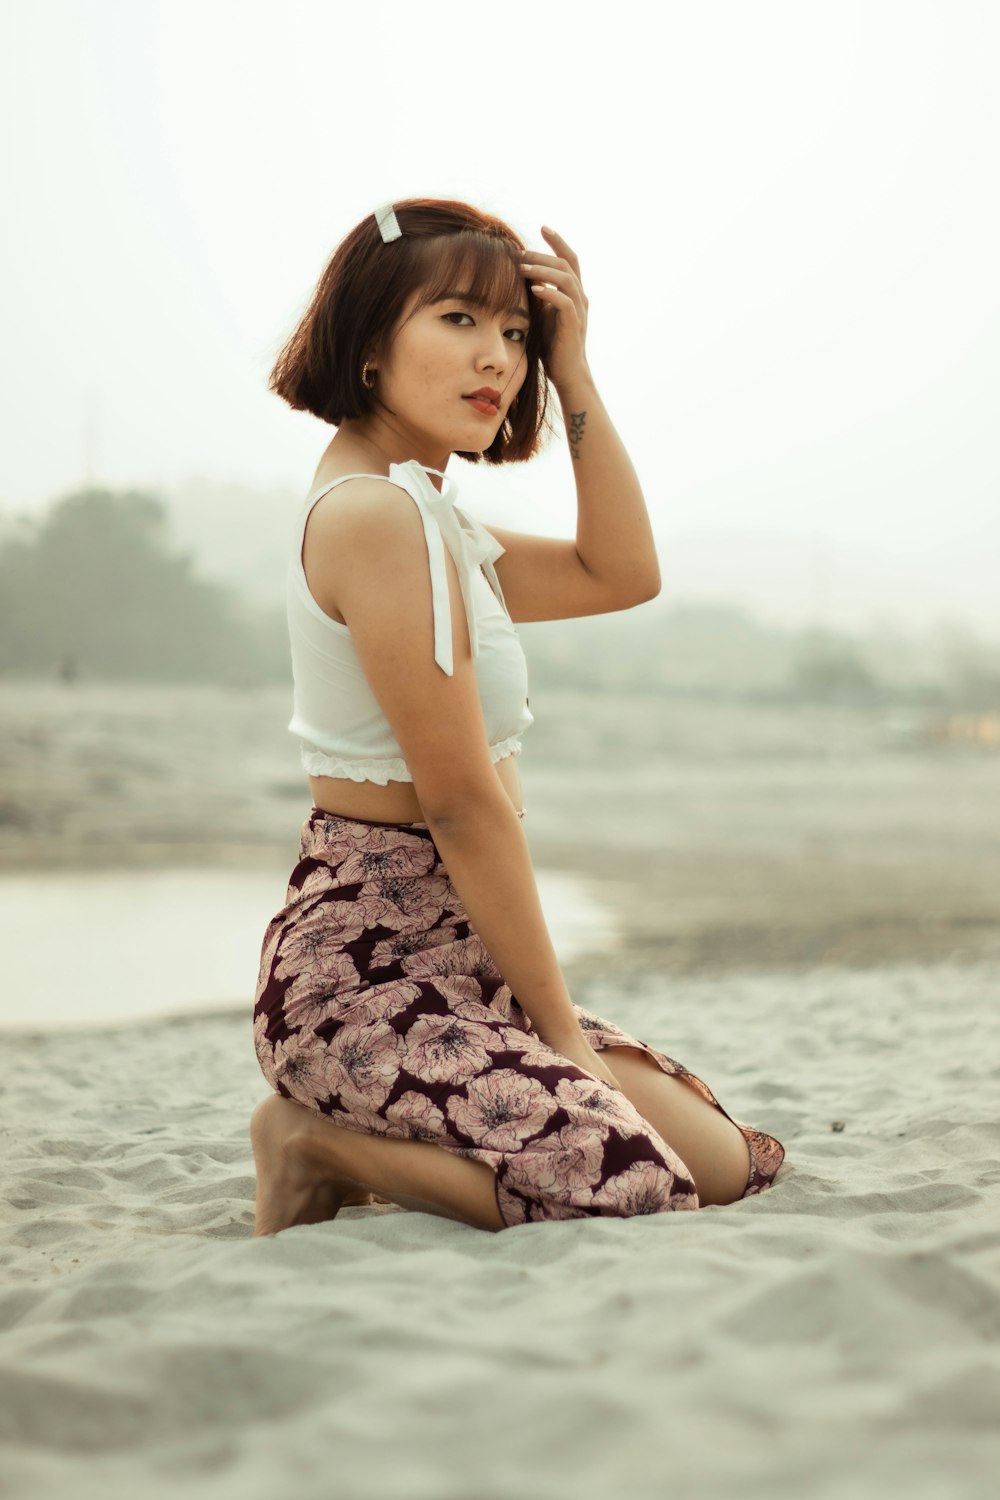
[286, 458, 534, 784]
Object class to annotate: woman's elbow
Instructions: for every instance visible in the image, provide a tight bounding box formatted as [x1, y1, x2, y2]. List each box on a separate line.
[628, 572, 661, 605]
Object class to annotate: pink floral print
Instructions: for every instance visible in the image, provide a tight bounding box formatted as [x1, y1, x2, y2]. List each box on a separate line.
[278, 952, 361, 1016]
[552, 1074, 630, 1118]
[313, 817, 437, 879]
[323, 1020, 405, 1113]
[253, 807, 786, 1228]
[596, 1159, 696, 1217]
[353, 872, 454, 935]
[446, 1069, 558, 1153]
[404, 1014, 509, 1084]
[268, 1030, 338, 1107]
[527, 1122, 607, 1196]
[273, 904, 366, 984]
[384, 1090, 448, 1140]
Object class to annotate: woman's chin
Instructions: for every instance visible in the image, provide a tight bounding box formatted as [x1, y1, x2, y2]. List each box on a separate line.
[464, 419, 501, 445]
[450, 429, 492, 455]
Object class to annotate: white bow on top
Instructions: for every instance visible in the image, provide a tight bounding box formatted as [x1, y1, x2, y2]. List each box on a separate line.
[391, 460, 510, 677]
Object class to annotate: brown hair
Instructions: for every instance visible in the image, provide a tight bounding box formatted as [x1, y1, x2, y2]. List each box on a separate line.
[267, 198, 556, 464]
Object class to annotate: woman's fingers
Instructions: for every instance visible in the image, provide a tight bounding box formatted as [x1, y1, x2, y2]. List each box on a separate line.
[541, 225, 582, 276]
[520, 257, 570, 279]
[529, 284, 575, 309]
[520, 225, 590, 388]
[521, 228, 584, 288]
[520, 255, 580, 287]
[520, 258, 587, 314]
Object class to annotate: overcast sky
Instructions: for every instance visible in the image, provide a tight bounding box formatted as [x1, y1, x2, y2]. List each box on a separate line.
[2, 0, 997, 632]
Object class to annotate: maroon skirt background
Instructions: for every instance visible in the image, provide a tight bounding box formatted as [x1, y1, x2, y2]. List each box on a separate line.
[253, 807, 785, 1229]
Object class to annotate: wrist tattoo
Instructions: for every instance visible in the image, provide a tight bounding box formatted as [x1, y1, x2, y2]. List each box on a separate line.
[568, 409, 587, 460]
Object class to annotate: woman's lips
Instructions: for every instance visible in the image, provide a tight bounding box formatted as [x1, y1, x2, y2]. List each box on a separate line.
[463, 397, 499, 416]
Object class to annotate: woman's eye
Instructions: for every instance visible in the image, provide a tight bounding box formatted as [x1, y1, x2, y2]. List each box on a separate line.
[442, 311, 527, 343]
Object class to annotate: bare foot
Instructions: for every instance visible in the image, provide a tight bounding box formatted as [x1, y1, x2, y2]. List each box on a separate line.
[250, 1093, 386, 1237]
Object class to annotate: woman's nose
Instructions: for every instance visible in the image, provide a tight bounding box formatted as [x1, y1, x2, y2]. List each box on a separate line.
[478, 328, 509, 372]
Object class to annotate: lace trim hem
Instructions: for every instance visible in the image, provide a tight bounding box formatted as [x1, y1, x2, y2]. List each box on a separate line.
[299, 734, 524, 785]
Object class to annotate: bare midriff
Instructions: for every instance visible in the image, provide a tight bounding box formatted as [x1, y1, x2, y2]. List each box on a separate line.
[309, 751, 523, 825]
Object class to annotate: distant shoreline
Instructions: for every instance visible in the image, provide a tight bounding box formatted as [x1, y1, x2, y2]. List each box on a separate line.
[3, 680, 998, 981]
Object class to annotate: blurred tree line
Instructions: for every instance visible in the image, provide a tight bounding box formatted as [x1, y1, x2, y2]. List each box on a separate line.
[0, 487, 287, 685]
[520, 605, 999, 710]
[1, 485, 995, 708]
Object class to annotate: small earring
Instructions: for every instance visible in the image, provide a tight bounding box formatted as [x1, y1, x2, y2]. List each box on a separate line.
[361, 361, 376, 389]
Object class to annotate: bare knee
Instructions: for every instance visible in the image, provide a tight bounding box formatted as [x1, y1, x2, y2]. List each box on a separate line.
[602, 1046, 751, 1208]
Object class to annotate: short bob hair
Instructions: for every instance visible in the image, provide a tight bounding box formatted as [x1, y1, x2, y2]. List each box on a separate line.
[268, 197, 556, 464]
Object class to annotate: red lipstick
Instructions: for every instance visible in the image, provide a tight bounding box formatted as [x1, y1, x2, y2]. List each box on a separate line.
[464, 385, 501, 417]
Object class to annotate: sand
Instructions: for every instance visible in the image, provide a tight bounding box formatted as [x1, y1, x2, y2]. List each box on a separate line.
[2, 680, 999, 1495]
[2, 957, 999, 1499]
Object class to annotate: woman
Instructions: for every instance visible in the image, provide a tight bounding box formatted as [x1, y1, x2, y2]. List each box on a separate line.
[251, 198, 785, 1234]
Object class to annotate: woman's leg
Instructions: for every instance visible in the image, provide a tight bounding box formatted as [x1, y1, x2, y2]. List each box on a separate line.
[576, 1005, 786, 1200]
[250, 1044, 751, 1234]
[253, 810, 707, 1233]
[601, 1048, 752, 1206]
[251, 1094, 505, 1236]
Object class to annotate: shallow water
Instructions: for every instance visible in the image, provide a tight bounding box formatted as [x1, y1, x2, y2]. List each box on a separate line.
[0, 865, 618, 1031]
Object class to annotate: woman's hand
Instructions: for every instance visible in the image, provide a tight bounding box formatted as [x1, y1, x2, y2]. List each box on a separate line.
[536, 1024, 623, 1095]
[519, 226, 592, 393]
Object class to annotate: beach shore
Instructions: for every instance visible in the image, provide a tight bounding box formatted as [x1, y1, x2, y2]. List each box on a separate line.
[3, 680, 999, 980]
[2, 680, 998, 1496]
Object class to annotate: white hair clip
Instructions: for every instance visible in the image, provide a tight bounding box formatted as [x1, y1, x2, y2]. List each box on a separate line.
[374, 203, 402, 242]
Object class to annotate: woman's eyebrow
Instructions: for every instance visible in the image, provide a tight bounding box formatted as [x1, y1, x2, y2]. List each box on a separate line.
[432, 290, 530, 320]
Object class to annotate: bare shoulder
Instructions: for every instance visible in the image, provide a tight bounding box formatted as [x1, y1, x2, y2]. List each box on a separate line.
[303, 477, 502, 821]
[302, 473, 418, 621]
[306, 470, 399, 527]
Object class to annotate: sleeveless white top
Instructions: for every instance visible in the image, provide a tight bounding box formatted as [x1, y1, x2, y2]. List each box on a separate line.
[286, 459, 534, 784]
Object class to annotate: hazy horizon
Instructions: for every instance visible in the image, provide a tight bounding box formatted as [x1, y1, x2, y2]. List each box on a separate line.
[2, 0, 998, 634]
[2, 469, 995, 639]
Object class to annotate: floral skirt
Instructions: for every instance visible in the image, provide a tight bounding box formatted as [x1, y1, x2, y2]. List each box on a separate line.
[253, 807, 785, 1229]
